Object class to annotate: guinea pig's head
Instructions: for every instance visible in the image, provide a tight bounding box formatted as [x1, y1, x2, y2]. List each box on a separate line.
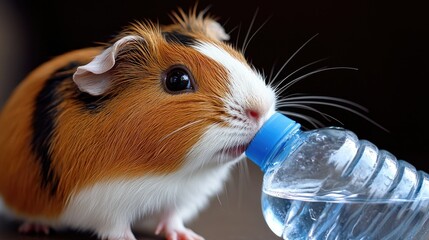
[72, 10, 276, 175]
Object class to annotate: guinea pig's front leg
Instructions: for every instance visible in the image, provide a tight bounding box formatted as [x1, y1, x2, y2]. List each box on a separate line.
[155, 212, 204, 240]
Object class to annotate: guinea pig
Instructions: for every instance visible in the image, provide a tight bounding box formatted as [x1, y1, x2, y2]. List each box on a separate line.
[0, 8, 276, 240]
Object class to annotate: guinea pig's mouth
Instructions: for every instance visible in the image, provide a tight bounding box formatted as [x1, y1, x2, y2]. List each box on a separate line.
[220, 143, 250, 159]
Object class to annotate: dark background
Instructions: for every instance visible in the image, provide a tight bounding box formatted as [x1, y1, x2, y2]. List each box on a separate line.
[0, 0, 428, 239]
[2, 0, 428, 168]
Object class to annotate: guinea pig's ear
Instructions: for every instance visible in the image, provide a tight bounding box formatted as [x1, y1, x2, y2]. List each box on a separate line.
[73, 35, 142, 96]
[205, 19, 230, 41]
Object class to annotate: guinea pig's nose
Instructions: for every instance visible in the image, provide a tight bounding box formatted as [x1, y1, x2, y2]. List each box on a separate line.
[246, 109, 261, 122]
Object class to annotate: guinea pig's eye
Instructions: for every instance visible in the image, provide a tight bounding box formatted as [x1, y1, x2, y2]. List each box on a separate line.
[162, 65, 196, 94]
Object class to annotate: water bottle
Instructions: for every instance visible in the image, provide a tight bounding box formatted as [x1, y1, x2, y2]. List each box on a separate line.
[245, 112, 429, 240]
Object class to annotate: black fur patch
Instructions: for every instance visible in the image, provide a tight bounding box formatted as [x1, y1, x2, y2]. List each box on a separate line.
[32, 61, 115, 195]
[31, 64, 77, 195]
[32, 61, 114, 195]
[162, 31, 197, 46]
[75, 91, 110, 112]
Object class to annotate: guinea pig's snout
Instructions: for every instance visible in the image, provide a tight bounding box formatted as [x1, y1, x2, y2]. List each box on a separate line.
[247, 109, 274, 130]
[245, 106, 270, 125]
[244, 90, 276, 127]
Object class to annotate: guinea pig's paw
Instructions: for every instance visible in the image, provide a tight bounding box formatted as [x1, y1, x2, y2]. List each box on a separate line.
[155, 217, 204, 240]
[18, 222, 50, 235]
[165, 229, 204, 240]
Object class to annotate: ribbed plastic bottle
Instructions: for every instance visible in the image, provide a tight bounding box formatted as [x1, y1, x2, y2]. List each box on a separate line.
[245, 112, 429, 240]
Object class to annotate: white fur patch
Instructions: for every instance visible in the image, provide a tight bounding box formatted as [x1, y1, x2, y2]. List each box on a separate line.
[60, 162, 234, 238]
[193, 42, 276, 126]
[190, 42, 277, 170]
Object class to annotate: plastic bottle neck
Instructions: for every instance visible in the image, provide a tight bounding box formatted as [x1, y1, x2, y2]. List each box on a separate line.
[245, 112, 301, 172]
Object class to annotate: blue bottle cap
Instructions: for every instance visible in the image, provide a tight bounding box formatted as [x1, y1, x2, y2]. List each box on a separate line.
[246, 112, 300, 170]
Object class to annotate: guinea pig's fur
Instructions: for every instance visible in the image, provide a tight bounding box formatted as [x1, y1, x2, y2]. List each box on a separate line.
[0, 8, 276, 240]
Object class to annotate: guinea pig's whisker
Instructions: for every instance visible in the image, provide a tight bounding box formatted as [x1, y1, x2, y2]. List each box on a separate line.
[278, 99, 365, 117]
[234, 23, 242, 49]
[241, 8, 258, 54]
[281, 95, 368, 112]
[267, 62, 277, 86]
[270, 58, 328, 91]
[269, 33, 320, 84]
[235, 158, 251, 206]
[278, 110, 324, 129]
[237, 157, 250, 182]
[227, 24, 240, 37]
[276, 66, 358, 96]
[267, 33, 381, 131]
[241, 8, 271, 55]
[222, 17, 232, 28]
[158, 119, 204, 142]
[276, 102, 338, 123]
[243, 18, 270, 54]
[277, 95, 388, 131]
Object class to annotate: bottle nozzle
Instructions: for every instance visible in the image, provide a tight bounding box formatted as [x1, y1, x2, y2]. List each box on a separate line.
[245, 112, 300, 171]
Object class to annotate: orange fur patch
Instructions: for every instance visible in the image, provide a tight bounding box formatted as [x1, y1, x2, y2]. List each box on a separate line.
[0, 12, 242, 220]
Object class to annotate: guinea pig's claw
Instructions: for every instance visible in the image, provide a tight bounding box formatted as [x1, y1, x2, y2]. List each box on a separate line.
[18, 222, 50, 235]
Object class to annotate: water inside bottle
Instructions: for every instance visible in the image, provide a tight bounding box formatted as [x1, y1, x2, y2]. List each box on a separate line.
[261, 190, 429, 240]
